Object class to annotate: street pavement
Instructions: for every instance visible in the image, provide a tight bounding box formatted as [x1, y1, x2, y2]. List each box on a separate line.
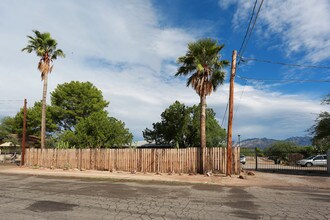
[0, 172, 329, 220]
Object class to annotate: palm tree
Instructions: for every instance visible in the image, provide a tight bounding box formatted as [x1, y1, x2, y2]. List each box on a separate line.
[22, 30, 65, 149]
[175, 38, 229, 172]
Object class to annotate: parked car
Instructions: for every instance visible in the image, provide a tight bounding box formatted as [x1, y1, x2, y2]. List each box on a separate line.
[296, 154, 327, 167]
[240, 155, 246, 165]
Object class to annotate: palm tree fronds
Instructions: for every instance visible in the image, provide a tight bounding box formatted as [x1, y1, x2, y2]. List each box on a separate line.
[175, 38, 229, 170]
[175, 38, 230, 97]
[187, 73, 197, 87]
[218, 60, 230, 67]
[22, 30, 65, 60]
[51, 49, 65, 60]
[211, 70, 226, 92]
[22, 30, 65, 149]
[21, 46, 34, 53]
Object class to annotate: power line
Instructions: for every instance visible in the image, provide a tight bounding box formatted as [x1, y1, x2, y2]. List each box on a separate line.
[229, 0, 263, 124]
[237, 0, 258, 57]
[221, 0, 264, 128]
[237, 75, 330, 83]
[238, 0, 264, 66]
[234, 81, 247, 116]
[232, 0, 264, 121]
[221, 101, 228, 128]
[0, 100, 23, 102]
[240, 57, 330, 69]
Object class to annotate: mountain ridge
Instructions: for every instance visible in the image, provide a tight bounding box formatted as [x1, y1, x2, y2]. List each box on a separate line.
[238, 136, 312, 149]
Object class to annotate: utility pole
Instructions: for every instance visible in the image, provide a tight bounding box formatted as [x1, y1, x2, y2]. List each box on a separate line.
[21, 99, 27, 166]
[226, 50, 237, 176]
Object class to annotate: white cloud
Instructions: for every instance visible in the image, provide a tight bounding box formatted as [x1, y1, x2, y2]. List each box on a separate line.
[153, 29, 194, 60]
[0, 0, 198, 139]
[229, 84, 327, 139]
[228, 0, 330, 63]
[261, 1, 330, 62]
[218, 0, 238, 10]
[0, 0, 327, 141]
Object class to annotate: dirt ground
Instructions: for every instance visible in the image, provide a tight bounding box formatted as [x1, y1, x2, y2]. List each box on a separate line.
[0, 165, 329, 189]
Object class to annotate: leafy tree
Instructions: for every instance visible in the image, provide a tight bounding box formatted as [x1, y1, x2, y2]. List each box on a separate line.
[0, 102, 57, 137]
[143, 101, 226, 148]
[175, 38, 229, 151]
[264, 141, 298, 162]
[240, 148, 255, 157]
[22, 30, 65, 148]
[0, 117, 14, 135]
[190, 105, 226, 147]
[0, 102, 58, 147]
[51, 81, 109, 130]
[14, 102, 58, 137]
[56, 130, 79, 147]
[1, 81, 131, 149]
[0, 117, 16, 142]
[143, 101, 190, 147]
[297, 146, 315, 157]
[310, 95, 330, 153]
[73, 111, 133, 148]
[311, 112, 330, 153]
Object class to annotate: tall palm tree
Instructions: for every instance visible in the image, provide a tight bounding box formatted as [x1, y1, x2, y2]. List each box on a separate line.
[22, 30, 65, 149]
[175, 38, 229, 172]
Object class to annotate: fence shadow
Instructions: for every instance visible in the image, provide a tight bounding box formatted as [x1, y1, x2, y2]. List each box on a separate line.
[250, 168, 329, 177]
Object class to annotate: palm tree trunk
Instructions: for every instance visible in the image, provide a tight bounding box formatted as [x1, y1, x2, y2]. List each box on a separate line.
[41, 73, 48, 149]
[200, 94, 206, 173]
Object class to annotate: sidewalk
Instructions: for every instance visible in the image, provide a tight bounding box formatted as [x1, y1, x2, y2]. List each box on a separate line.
[0, 165, 329, 189]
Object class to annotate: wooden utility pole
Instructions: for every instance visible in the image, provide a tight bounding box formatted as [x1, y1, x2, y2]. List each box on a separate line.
[21, 99, 27, 166]
[226, 50, 237, 176]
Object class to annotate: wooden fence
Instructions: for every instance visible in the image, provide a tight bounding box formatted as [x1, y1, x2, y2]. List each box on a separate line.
[24, 147, 240, 174]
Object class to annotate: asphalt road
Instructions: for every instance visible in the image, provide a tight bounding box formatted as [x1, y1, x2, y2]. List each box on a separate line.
[0, 173, 329, 220]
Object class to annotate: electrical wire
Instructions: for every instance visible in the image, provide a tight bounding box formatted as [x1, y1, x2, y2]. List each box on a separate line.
[228, 0, 263, 126]
[237, 0, 258, 57]
[238, 0, 264, 66]
[232, 0, 261, 119]
[234, 80, 247, 116]
[221, 101, 229, 128]
[221, 0, 264, 128]
[0, 100, 25, 117]
[237, 75, 330, 83]
[0, 100, 23, 102]
[240, 56, 330, 70]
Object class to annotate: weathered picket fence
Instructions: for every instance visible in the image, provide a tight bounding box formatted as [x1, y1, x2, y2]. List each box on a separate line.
[25, 147, 240, 174]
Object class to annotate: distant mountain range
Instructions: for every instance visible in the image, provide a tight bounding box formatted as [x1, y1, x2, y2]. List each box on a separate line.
[237, 136, 312, 149]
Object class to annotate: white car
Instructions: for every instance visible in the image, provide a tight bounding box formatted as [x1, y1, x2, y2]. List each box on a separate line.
[296, 155, 327, 167]
[240, 155, 246, 165]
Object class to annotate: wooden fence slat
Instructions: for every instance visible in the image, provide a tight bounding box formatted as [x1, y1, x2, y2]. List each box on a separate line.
[24, 147, 240, 175]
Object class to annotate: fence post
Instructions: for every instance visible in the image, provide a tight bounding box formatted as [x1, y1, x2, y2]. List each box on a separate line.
[327, 149, 330, 175]
[20, 99, 27, 166]
[255, 147, 258, 171]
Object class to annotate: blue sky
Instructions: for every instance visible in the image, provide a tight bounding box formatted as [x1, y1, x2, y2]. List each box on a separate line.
[0, 0, 329, 141]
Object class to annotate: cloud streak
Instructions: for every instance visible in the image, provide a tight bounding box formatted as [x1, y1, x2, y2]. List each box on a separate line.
[221, 0, 330, 63]
[0, 0, 327, 141]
